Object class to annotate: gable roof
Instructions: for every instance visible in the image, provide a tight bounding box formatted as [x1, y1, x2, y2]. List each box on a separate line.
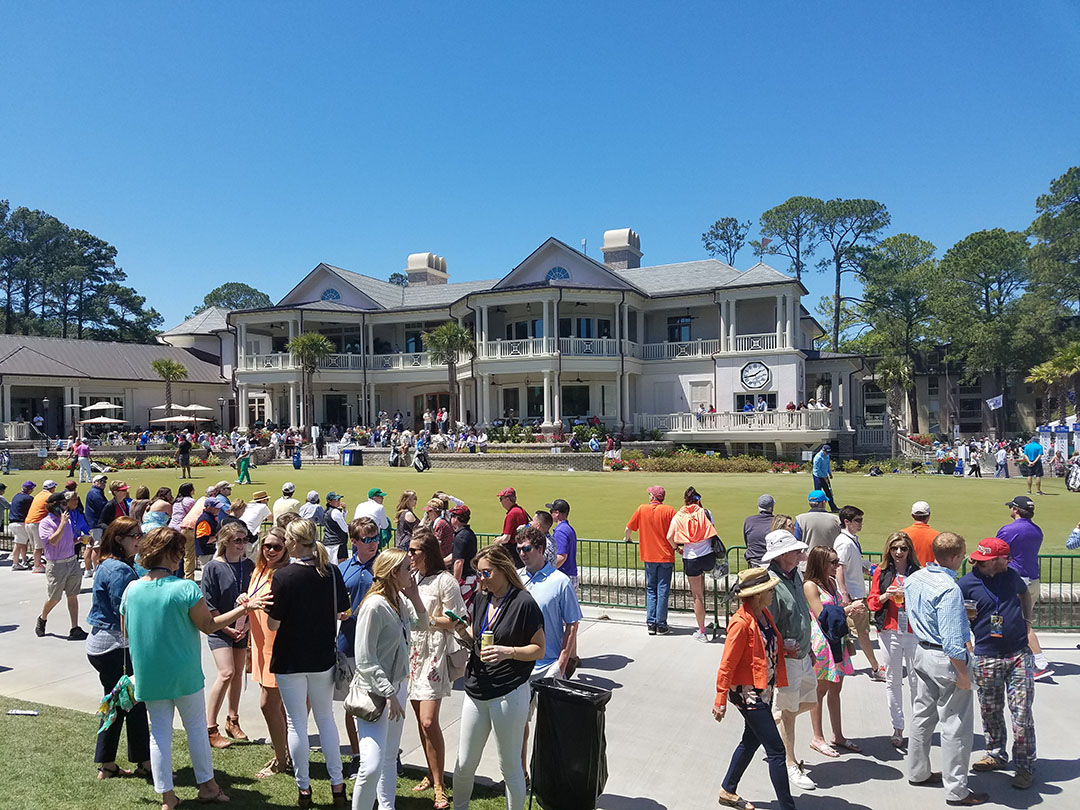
[0, 335, 226, 383]
[492, 237, 646, 294]
[160, 306, 231, 337]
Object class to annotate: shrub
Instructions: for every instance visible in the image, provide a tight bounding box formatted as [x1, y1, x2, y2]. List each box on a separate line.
[771, 461, 803, 474]
[639, 454, 773, 473]
[610, 458, 642, 472]
[841, 459, 863, 474]
[622, 449, 646, 461]
[907, 434, 934, 446]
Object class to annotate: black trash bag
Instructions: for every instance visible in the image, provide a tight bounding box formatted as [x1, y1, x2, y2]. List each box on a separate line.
[530, 677, 611, 810]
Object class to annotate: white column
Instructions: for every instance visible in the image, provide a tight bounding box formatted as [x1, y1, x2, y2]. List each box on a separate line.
[621, 303, 630, 352]
[238, 384, 249, 430]
[775, 294, 783, 347]
[614, 302, 621, 345]
[480, 306, 488, 357]
[552, 380, 561, 424]
[719, 300, 727, 352]
[788, 294, 797, 348]
[1, 382, 10, 422]
[542, 300, 549, 349]
[636, 309, 644, 347]
[366, 322, 374, 360]
[542, 371, 552, 425]
[288, 382, 297, 428]
[553, 299, 561, 351]
[288, 318, 295, 341]
[615, 369, 623, 425]
[728, 300, 737, 351]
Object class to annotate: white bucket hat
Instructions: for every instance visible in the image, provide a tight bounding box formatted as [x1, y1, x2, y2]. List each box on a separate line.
[760, 529, 808, 563]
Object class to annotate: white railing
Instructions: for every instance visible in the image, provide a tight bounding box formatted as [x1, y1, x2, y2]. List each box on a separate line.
[559, 337, 619, 357]
[622, 339, 640, 358]
[637, 410, 834, 433]
[372, 352, 433, 370]
[0, 422, 32, 440]
[733, 333, 778, 352]
[897, 432, 936, 460]
[243, 353, 296, 370]
[857, 427, 888, 447]
[318, 353, 365, 371]
[640, 339, 721, 360]
[483, 338, 555, 358]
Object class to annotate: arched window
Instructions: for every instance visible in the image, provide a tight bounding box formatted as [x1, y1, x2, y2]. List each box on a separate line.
[545, 266, 570, 281]
[321, 287, 341, 301]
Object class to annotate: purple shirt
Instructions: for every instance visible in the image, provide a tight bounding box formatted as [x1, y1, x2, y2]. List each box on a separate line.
[39, 511, 76, 561]
[75, 443, 91, 458]
[553, 520, 578, 577]
[997, 518, 1043, 580]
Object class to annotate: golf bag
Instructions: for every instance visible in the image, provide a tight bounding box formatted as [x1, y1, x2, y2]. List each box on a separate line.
[388, 444, 401, 467]
[1067, 462, 1080, 493]
[413, 445, 430, 472]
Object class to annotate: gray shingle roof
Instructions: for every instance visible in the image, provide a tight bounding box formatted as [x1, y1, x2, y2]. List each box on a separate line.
[0, 335, 226, 383]
[160, 306, 231, 337]
[616, 260, 742, 294]
[323, 265, 403, 309]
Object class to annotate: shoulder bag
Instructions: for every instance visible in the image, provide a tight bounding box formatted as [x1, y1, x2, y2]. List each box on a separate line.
[331, 567, 356, 701]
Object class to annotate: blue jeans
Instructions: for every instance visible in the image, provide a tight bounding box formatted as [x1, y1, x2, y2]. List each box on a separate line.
[722, 699, 796, 810]
[995, 462, 1009, 478]
[644, 562, 674, 628]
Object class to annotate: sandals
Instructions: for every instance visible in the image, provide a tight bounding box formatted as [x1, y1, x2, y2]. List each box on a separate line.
[97, 763, 131, 779]
[132, 765, 154, 783]
[255, 758, 282, 779]
[718, 793, 755, 810]
[196, 788, 230, 804]
[331, 785, 348, 809]
[413, 777, 433, 792]
[831, 738, 863, 754]
[809, 739, 840, 758]
[298, 789, 313, 809]
[890, 730, 906, 749]
[434, 785, 449, 809]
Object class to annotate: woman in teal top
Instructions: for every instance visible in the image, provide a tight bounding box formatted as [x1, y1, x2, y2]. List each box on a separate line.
[121, 527, 270, 810]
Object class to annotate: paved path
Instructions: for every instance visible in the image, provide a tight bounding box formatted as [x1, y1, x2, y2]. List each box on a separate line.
[1, 565, 1078, 809]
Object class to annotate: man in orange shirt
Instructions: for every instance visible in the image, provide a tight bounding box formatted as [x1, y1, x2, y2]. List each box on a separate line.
[900, 500, 939, 566]
[624, 485, 677, 635]
[26, 480, 59, 574]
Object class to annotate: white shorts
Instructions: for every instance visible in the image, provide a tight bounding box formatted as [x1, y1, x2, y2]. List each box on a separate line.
[10, 523, 29, 545]
[25, 523, 43, 551]
[91, 527, 104, 548]
[773, 654, 817, 713]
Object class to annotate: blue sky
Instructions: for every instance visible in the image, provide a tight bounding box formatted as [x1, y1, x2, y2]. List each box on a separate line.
[2, 2, 1078, 328]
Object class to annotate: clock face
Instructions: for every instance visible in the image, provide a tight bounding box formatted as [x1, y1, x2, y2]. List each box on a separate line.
[741, 362, 771, 390]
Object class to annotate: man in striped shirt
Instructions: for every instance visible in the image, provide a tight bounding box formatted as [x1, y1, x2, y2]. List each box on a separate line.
[904, 531, 988, 806]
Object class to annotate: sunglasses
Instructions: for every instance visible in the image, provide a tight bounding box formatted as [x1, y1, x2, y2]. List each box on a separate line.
[358, 536, 378, 544]
[516, 545, 533, 554]
[263, 544, 284, 552]
[477, 569, 494, 579]
[123, 531, 144, 539]
[407, 548, 423, 555]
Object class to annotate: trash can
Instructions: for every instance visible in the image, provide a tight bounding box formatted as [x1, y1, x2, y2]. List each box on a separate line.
[292, 449, 302, 470]
[341, 449, 352, 466]
[530, 678, 611, 810]
[351, 448, 363, 466]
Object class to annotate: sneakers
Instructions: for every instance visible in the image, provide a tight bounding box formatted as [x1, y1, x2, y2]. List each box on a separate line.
[787, 762, 816, 790]
[946, 791, 989, 806]
[692, 630, 710, 643]
[1012, 769, 1034, 790]
[12, 561, 30, 571]
[868, 666, 887, 682]
[84, 569, 94, 579]
[35, 616, 46, 637]
[32, 566, 45, 574]
[647, 624, 657, 635]
[971, 755, 1007, 772]
[1032, 665, 1054, 681]
[68, 626, 88, 641]
[655, 625, 671, 635]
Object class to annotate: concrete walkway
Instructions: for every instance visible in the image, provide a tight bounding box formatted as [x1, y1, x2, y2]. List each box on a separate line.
[1, 564, 1078, 809]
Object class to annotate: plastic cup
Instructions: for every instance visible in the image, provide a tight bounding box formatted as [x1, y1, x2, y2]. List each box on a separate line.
[894, 575, 905, 607]
[964, 599, 978, 621]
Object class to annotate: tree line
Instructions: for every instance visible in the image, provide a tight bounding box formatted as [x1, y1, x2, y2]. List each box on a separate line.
[702, 166, 1080, 434]
[0, 199, 162, 342]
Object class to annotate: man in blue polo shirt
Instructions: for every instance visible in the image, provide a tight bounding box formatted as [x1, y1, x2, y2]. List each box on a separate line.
[959, 537, 1036, 790]
[1021, 437, 1044, 496]
[812, 444, 839, 512]
[517, 524, 582, 780]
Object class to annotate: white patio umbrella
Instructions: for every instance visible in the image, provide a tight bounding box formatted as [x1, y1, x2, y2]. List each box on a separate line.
[82, 401, 124, 412]
[79, 416, 127, 424]
[151, 404, 195, 411]
[150, 415, 213, 424]
[179, 404, 214, 412]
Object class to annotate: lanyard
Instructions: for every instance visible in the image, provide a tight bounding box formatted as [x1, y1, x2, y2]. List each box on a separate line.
[230, 559, 249, 593]
[480, 591, 510, 636]
[979, 574, 1003, 610]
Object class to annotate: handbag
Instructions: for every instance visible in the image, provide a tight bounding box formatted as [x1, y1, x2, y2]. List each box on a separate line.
[344, 681, 387, 722]
[446, 634, 469, 682]
[330, 569, 356, 701]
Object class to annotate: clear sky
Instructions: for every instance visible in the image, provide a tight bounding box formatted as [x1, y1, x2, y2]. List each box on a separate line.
[2, 2, 1078, 328]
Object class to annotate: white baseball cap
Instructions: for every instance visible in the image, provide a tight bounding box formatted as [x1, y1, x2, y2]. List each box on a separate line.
[911, 501, 931, 516]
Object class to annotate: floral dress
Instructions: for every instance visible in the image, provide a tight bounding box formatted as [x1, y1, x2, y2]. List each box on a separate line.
[810, 588, 853, 682]
[728, 616, 778, 709]
[407, 570, 468, 701]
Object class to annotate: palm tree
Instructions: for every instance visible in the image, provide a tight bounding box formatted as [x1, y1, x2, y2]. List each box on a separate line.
[286, 332, 335, 436]
[1026, 355, 1070, 425]
[1052, 342, 1080, 422]
[874, 354, 915, 455]
[150, 359, 188, 418]
[423, 322, 476, 428]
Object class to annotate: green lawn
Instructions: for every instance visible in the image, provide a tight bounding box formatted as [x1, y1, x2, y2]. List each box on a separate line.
[17, 464, 1080, 557]
[0, 696, 504, 810]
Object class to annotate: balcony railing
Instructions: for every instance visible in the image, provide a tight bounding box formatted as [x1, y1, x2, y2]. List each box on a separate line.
[733, 333, 779, 352]
[640, 339, 720, 360]
[483, 338, 555, 358]
[318, 353, 364, 371]
[371, 352, 433, 370]
[637, 410, 834, 433]
[559, 337, 619, 357]
[244, 353, 297, 370]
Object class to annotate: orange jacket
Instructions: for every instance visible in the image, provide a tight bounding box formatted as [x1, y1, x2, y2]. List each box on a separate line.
[714, 603, 787, 709]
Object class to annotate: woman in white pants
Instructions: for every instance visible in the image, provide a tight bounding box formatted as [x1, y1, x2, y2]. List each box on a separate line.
[449, 544, 544, 810]
[867, 531, 921, 749]
[268, 519, 352, 808]
[121, 527, 268, 810]
[350, 547, 428, 810]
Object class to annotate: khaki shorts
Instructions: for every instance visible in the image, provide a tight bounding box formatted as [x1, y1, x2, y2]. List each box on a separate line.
[26, 523, 43, 551]
[773, 653, 817, 713]
[847, 603, 872, 636]
[10, 523, 29, 545]
[45, 557, 82, 601]
[91, 527, 104, 548]
[1021, 576, 1041, 605]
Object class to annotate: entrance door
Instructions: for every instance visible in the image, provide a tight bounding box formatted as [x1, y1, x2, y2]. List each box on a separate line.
[324, 394, 347, 426]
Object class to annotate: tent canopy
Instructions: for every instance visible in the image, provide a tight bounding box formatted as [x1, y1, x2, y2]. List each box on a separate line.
[79, 416, 127, 425]
[82, 401, 124, 412]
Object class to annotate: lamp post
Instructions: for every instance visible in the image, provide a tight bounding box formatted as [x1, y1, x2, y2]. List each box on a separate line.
[41, 396, 51, 449]
[218, 396, 226, 431]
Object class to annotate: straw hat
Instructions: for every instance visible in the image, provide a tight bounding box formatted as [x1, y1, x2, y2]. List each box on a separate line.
[733, 567, 778, 598]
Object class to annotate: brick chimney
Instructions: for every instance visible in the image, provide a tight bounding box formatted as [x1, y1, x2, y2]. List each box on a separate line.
[602, 228, 642, 270]
[405, 252, 448, 286]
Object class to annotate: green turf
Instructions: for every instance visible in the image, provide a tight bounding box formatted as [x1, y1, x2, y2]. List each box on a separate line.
[17, 464, 1079, 557]
[0, 696, 504, 810]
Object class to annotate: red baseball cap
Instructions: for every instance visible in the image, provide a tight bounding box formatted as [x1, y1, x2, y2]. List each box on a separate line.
[970, 537, 1010, 562]
[497, 487, 516, 498]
